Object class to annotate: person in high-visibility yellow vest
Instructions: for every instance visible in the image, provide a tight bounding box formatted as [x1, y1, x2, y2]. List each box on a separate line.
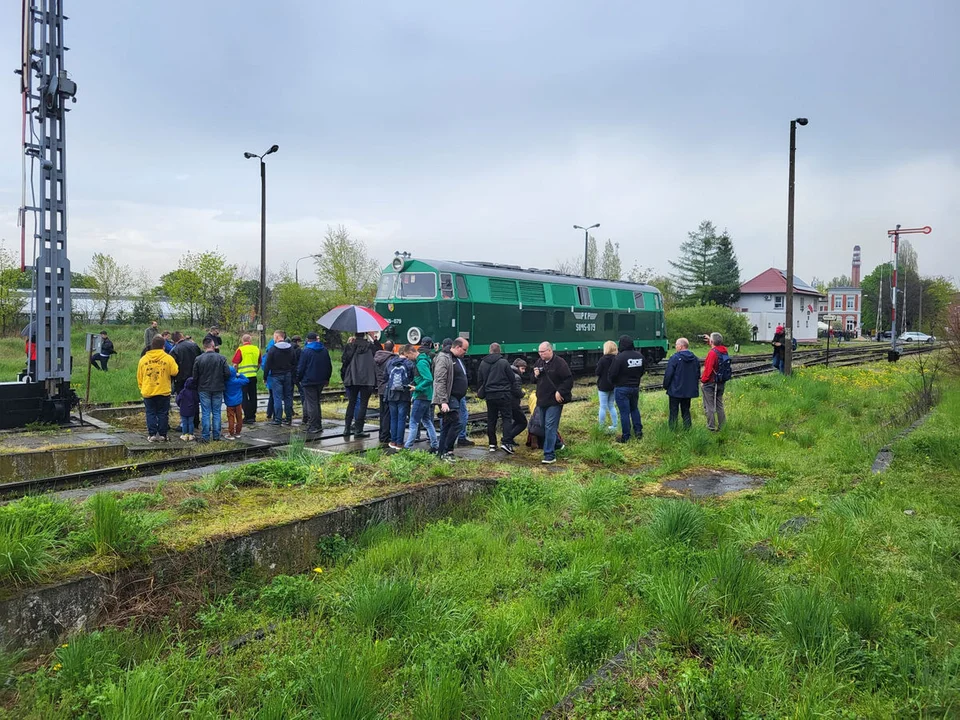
[232, 334, 261, 424]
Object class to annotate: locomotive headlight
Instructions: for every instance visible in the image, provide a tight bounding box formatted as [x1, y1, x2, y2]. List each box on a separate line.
[391, 257, 405, 272]
[407, 326, 422, 344]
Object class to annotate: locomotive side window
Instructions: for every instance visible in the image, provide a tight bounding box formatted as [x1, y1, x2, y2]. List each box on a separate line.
[440, 273, 454, 300]
[577, 286, 591, 306]
[553, 311, 565, 330]
[376, 274, 397, 300]
[618, 314, 636, 331]
[456, 275, 469, 299]
[633, 292, 645, 309]
[604, 313, 614, 331]
[398, 272, 437, 299]
[521, 310, 546, 332]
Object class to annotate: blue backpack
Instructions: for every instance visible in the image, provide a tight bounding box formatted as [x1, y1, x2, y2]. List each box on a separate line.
[387, 359, 409, 392]
[712, 348, 733, 383]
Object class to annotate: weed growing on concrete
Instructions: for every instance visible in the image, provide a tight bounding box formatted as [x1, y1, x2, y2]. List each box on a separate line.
[0, 515, 53, 584]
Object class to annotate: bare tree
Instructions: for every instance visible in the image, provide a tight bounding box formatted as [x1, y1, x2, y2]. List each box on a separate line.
[87, 252, 132, 324]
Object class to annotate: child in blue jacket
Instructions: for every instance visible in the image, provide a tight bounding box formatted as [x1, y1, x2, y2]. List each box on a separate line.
[224, 366, 250, 439]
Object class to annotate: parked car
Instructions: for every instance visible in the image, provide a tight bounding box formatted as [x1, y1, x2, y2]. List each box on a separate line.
[898, 331, 935, 344]
[876, 331, 893, 341]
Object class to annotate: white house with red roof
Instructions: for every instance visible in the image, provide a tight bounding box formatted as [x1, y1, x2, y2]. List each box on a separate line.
[737, 268, 824, 343]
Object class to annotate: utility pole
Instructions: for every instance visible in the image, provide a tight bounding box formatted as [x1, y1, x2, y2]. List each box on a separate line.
[573, 223, 600, 277]
[783, 117, 808, 376]
[244, 145, 279, 350]
[886, 224, 931, 356]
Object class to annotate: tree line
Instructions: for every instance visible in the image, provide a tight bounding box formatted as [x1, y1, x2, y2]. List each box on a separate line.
[0, 225, 379, 337]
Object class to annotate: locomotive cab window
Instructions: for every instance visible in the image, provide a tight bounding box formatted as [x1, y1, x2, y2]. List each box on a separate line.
[440, 273, 454, 300]
[398, 272, 437, 299]
[456, 275, 469, 299]
[376, 274, 397, 300]
[577, 286, 591, 306]
[633, 292, 645, 309]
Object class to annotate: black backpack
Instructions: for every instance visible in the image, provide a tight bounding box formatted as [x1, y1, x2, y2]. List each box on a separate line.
[712, 348, 733, 383]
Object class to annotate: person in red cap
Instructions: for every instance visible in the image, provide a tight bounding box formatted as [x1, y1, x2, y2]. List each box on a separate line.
[772, 325, 786, 373]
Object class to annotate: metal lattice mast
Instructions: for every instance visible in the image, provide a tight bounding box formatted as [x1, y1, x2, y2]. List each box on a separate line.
[19, 0, 76, 392]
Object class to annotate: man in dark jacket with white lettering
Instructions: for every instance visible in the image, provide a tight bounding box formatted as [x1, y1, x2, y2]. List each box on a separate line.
[477, 342, 516, 454]
[662, 337, 700, 430]
[608, 334, 645, 442]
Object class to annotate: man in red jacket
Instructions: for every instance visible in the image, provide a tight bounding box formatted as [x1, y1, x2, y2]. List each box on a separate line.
[700, 332, 729, 431]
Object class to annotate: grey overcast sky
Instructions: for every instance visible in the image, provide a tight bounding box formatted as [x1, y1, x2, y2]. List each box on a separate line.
[1, 0, 957, 286]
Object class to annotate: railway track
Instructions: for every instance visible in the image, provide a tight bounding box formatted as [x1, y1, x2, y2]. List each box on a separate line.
[8, 343, 937, 501]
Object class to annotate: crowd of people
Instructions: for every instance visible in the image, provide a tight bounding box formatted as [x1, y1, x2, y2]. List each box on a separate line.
[132, 319, 732, 458]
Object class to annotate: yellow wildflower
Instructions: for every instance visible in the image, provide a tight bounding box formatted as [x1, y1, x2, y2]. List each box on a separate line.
[313, 567, 323, 574]
[52, 663, 62, 671]
[60, 643, 68, 648]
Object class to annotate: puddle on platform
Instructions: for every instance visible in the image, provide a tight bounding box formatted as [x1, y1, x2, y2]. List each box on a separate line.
[661, 470, 764, 497]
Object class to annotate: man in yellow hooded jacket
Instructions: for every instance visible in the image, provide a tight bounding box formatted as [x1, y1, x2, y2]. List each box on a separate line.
[137, 335, 179, 442]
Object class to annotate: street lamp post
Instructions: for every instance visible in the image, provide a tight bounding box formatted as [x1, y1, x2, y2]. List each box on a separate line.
[573, 223, 600, 277]
[244, 144, 279, 351]
[784, 118, 807, 376]
[295, 255, 318, 284]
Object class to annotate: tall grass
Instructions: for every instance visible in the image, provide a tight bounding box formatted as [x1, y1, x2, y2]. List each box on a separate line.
[0, 515, 54, 584]
[411, 662, 467, 720]
[86, 493, 154, 556]
[704, 544, 770, 625]
[650, 500, 706, 545]
[302, 645, 384, 720]
[652, 569, 707, 649]
[99, 664, 184, 720]
[775, 586, 837, 660]
[346, 577, 420, 638]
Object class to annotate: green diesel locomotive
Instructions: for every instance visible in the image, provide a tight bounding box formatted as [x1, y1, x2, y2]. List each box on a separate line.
[374, 257, 668, 373]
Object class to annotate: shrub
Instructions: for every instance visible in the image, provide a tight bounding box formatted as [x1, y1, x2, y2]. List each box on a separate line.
[775, 586, 837, 659]
[650, 501, 706, 545]
[665, 305, 751, 346]
[652, 569, 707, 649]
[259, 574, 321, 616]
[562, 617, 618, 666]
[0, 515, 54, 584]
[704, 544, 770, 625]
[231, 459, 310, 487]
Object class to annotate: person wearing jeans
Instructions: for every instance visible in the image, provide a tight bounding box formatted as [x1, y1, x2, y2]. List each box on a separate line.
[595, 340, 619, 431]
[297, 332, 333, 434]
[340, 334, 378, 438]
[193, 337, 231, 443]
[137, 335, 179, 442]
[264, 331, 297, 426]
[199, 391, 224, 442]
[405, 398, 438, 450]
[607, 335, 645, 442]
[533, 341, 573, 463]
[405, 337, 438, 451]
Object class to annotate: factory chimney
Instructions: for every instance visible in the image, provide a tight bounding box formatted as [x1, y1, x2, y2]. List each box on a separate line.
[851, 245, 861, 288]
